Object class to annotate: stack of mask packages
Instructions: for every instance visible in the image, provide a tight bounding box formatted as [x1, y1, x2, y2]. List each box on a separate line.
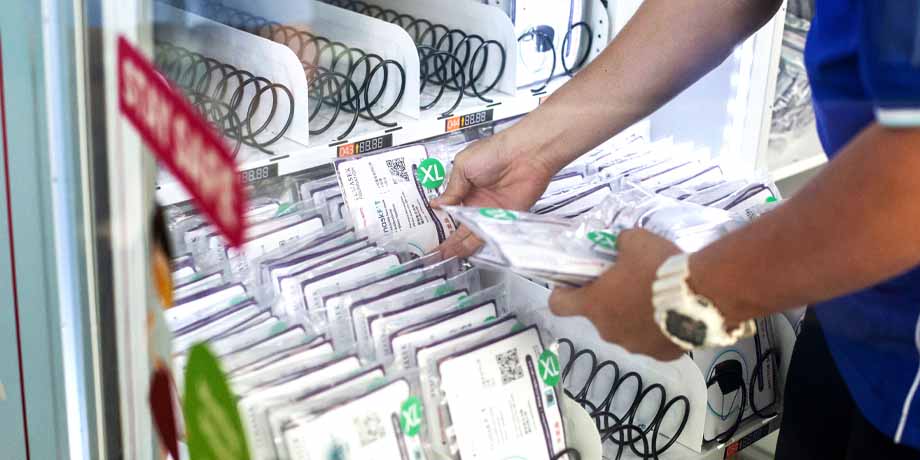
[163, 144, 575, 460]
[443, 121, 786, 448]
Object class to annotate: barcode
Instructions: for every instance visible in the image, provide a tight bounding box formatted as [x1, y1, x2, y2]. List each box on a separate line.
[353, 413, 386, 446]
[495, 349, 523, 385]
[386, 158, 409, 183]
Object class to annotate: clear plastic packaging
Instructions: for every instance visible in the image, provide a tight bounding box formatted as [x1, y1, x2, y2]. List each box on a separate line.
[280, 373, 429, 460]
[320, 258, 466, 345]
[420, 324, 569, 460]
[276, 247, 406, 321]
[237, 354, 366, 460]
[228, 339, 338, 395]
[166, 282, 250, 331]
[172, 269, 225, 300]
[383, 282, 512, 369]
[298, 175, 346, 223]
[206, 201, 332, 275]
[265, 365, 387, 460]
[334, 144, 457, 255]
[347, 269, 484, 362]
[445, 206, 614, 286]
[171, 299, 265, 353]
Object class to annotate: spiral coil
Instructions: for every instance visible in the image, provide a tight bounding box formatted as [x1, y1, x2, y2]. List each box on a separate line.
[558, 338, 690, 460]
[173, 0, 407, 140]
[322, 0, 507, 115]
[154, 41, 295, 156]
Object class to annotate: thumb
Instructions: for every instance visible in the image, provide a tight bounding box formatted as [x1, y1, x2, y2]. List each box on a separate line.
[430, 165, 471, 209]
[548, 286, 587, 317]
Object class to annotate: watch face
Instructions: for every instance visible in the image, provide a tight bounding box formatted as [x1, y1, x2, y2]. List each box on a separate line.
[665, 311, 707, 347]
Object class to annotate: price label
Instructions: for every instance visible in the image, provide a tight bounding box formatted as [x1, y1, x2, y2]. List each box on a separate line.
[444, 109, 494, 133]
[238, 164, 278, 185]
[337, 133, 394, 157]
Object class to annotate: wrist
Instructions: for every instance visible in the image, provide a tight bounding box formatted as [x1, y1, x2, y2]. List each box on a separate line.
[686, 251, 753, 331]
[497, 126, 560, 180]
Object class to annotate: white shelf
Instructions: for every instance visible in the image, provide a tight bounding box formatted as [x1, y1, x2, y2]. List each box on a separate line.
[767, 120, 827, 181]
[156, 81, 563, 205]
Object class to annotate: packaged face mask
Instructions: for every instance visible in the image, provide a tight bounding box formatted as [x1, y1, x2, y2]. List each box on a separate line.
[346, 269, 483, 362]
[171, 264, 196, 281]
[543, 165, 590, 197]
[281, 375, 427, 460]
[239, 354, 365, 460]
[267, 365, 386, 460]
[229, 339, 337, 395]
[321, 259, 466, 348]
[275, 247, 398, 320]
[171, 300, 264, 353]
[219, 325, 319, 373]
[299, 175, 345, 223]
[335, 145, 457, 255]
[288, 249, 405, 320]
[315, 254, 457, 313]
[221, 207, 329, 274]
[192, 200, 326, 270]
[265, 234, 372, 298]
[167, 283, 249, 332]
[654, 164, 724, 194]
[445, 206, 613, 286]
[594, 138, 675, 175]
[172, 269, 224, 300]
[425, 325, 568, 460]
[716, 183, 779, 212]
[385, 283, 511, 370]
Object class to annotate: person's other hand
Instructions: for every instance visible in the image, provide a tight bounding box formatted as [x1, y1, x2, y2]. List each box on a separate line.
[431, 132, 556, 258]
[548, 229, 686, 361]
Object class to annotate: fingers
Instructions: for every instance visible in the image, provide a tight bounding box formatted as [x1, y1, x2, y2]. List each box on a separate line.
[438, 226, 485, 259]
[430, 164, 471, 209]
[548, 286, 587, 317]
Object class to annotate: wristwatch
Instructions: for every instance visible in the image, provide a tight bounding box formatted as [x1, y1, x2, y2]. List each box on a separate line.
[651, 254, 756, 351]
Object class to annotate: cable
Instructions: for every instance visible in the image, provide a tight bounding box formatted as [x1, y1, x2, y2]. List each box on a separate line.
[558, 338, 690, 460]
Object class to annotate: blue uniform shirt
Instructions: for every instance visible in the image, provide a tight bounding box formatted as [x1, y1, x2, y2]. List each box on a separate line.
[805, 0, 920, 448]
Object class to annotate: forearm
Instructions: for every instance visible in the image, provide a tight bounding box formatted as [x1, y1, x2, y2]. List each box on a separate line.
[506, 0, 782, 172]
[690, 124, 920, 324]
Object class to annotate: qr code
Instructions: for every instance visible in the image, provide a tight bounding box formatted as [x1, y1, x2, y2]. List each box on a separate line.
[353, 413, 386, 446]
[495, 349, 523, 384]
[385, 158, 410, 183]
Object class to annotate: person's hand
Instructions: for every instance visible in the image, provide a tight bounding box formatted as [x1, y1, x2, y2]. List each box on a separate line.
[548, 229, 686, 361]
[431, 132, 556, 258]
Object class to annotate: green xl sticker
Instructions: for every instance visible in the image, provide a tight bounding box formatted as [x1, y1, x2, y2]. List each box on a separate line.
[400, 396, 424, 437]
[434, 284, 453, 297]
[765, 196, 778, 203]
[479, 208, 518, 221]
[587, 230, 617, 250]
[417, 158, 446, 189]
[538, 349, 562, 387]
[183, 344, 251, 460]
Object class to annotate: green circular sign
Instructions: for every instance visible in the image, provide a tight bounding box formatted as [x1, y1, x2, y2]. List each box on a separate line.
[417, 158, 446, 189]
[483, 315, 497, 324]
[537, 350, 561, 387]
[479, 208, 518, 221]
[399, 396, 424, 437]
[587, 231, 617, 250]
[765, 196, 778, 204]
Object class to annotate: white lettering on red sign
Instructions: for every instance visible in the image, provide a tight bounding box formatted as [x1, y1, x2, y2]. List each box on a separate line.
[117, 36, 246, 247]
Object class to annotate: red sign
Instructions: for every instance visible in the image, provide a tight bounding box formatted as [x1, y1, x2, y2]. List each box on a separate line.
[117, 37, 246, 247]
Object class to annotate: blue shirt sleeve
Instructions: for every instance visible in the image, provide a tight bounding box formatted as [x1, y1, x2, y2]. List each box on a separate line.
[860, 1, 920, 127]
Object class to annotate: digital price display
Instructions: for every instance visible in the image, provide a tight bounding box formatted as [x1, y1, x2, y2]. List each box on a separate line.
[337, 133, 394, 157]
[239, 163, 279, 185]
[444, 109, 495, 133]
